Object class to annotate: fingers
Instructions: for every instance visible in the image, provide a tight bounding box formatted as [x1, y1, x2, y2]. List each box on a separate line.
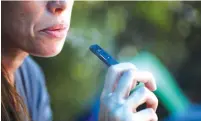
[102, 62, 137, 95]
[102, 62, 157, 100]
[133, 71, 157, 91]
[114, 70, 135, 98]
[126, 87, 158, 111]
[113, 70, 156, 99]
[132, 108, 158, 121]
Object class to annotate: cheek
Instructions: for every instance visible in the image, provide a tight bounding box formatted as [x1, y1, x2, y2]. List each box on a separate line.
[2, 11, 27, 46]
[2, 4, 39, 50]
[2, 18, 30, 51]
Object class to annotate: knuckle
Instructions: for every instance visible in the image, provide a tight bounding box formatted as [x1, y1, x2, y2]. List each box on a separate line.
[108, 65, 118, 73]
[145, 71, 155, 81]
[108, 62, 137, 74]
[100, 93, 113, 106]
[109, 94, 121, 105]
[107, 95, 118, 110]
[126, 62, 137, 69]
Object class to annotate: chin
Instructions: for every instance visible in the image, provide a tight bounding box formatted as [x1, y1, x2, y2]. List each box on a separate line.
[30, 42, 65, 58]
[30, 49, 62, 58]
[42, 50, 62, 57]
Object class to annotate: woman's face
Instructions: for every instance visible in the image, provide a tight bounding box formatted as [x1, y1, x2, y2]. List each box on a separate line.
[2, 1, 74, 57]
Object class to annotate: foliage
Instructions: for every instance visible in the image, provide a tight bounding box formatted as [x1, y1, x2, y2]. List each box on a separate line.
[34, 1, 201, 121]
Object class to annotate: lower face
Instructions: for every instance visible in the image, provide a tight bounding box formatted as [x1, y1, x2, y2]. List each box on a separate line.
[29, 27, 69, 57]
[2, 1, 73, 57]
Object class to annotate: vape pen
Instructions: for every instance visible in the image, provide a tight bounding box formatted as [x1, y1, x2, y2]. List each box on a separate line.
[89, 44, 118, 67]
[89, 44, 140, 87]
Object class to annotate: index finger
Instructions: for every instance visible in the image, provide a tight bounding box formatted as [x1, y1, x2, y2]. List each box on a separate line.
[132, 71, 157, 91]
[102, 62, 137, 95]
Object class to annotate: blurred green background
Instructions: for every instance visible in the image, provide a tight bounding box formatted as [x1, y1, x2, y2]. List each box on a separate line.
[33, 1, 201, 121]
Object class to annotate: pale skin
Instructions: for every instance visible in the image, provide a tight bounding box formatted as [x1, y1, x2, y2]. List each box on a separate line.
[2, 1, 158, 121]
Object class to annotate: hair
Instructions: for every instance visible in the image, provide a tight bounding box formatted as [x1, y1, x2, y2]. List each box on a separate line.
[1, 64, 29, 121]
[1, 2, 30, 121]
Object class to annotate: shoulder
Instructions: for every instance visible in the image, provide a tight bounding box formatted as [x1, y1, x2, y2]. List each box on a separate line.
[17, 56, 46, 107]
[17, 56, 52, 121]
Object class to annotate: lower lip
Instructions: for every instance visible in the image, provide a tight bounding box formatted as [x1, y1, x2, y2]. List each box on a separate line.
[40, 29, 67, 38]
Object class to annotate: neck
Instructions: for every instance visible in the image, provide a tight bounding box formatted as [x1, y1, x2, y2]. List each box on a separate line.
[2, 41, 28, 85]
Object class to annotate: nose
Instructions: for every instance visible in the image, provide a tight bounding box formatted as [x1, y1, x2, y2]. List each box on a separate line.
[47, 1, 67, 15]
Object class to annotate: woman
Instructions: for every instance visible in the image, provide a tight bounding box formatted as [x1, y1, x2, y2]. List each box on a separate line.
[1, 1, 158, 121]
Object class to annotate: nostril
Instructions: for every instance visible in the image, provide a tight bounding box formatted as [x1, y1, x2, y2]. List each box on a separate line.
[47, 1, 67, 15]
[55, 8, 63, 14]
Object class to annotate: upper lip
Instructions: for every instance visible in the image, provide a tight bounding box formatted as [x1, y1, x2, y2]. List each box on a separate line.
[40, 24, 68, 31]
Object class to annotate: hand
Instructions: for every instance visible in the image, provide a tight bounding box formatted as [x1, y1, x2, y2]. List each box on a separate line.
[99, 63, 158, 121]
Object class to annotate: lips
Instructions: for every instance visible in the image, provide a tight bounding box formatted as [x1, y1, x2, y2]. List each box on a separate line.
[40, 24, 68, 38]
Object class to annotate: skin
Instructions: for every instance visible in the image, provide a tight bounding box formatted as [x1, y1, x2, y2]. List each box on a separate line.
[2, 1, 74, 83]
[100, 63, 158, 121]
[2, 1, 158, 121]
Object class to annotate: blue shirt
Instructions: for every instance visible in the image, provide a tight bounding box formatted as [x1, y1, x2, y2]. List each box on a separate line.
[15, 56, 52, 121]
